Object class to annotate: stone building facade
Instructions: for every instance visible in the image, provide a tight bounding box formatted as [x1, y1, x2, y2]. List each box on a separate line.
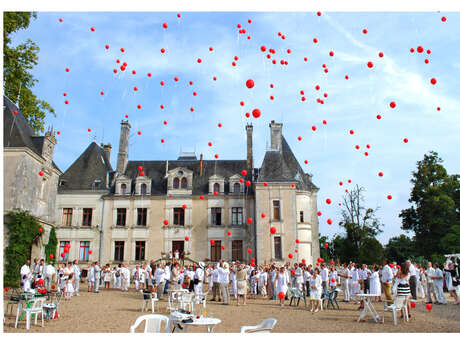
[3, 96, 62, 257]
[55, 119, 320, 267]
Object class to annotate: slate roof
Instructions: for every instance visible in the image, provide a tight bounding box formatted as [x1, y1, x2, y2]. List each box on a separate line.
[58, 142, 113, 191]
[120, 159, 249, 195]
[257, 136, 318, 191]
[3, 95, 61, 172]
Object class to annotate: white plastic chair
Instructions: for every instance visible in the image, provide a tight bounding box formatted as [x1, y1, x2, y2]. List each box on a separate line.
[141, 292, 158, 313]
[194, 292, 208, 310]
[240, 318, 277, 333]
[130, 314, 171, 333]
[385, 295, 409, 325]
[15, 297, 46, 330]
[180, 292, 195, 313]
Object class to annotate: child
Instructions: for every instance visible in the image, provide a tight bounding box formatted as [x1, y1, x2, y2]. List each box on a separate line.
[88, 263, 95, 292]
[250, 270, 258, 299]
[65, 272, 74, 300]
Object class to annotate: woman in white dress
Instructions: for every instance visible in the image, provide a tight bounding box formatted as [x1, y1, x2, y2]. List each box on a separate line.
[369, 265, 381, 302]
[275, 266, 288, 307]
[309, 268, 323, 312]
[65, 272, 74, 300]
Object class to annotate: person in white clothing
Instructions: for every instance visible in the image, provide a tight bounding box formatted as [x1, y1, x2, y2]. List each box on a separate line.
[229, 265, 237, 300]
[217, 261, 230, 305]
[309, 268, 323, 312]
[258, 268, 268, 298]
[20, 260, 32, 292]
[132, 265, 140, 291]
[154, 265, 166, 300]
[329, 265, 338, 289]
[72, 260, 81, 296]
[210, 265, 221, 302]
[88, 263, 95, 292]
[432, 263, 446, 304]
[338, 264, 350, 302]
[121, 264, 130, 291]
[303, 267, 312, 297]
[295, 264, 304, 290]
[194, 262, 205, 295]
[369, 265, 381, 301]
[320, 264, 329, 290]
[416, 264, 425, 299]
[44, 262, 56, 291]
[275, 266, 289, 307]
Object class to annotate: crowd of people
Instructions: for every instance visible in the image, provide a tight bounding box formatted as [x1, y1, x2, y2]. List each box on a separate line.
[19, 256, 460, 314]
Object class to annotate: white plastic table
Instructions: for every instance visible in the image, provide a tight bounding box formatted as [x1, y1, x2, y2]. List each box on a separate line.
[170, 314, 221, 333]
[355, 294, 381, 323]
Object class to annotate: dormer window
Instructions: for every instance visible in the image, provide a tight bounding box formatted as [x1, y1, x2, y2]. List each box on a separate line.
[173, 177, 180, 189]
[121, 183, 127, 195]
[233, 183, 241, 193]
[141, 183, 147, 195]
[181, 177, 188, 189]
[213, 183, 220, 193]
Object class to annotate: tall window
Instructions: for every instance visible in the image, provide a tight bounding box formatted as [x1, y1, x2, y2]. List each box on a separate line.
[273, 200, 280, 221]
[121, 183, 127, 195]
[62, 208, 73, 226]
[135, 241, 145, 261]
[181, 177, 188, 189]
[213, 183, 220, 194]
[116, 208, 127, 226]
[137, 208, 147, 226]
[300, 211, 304, 223]
[233, 183, 240, 193]
[210, 240, 221, 261]
[274, 236, 282, 260]
[211, 207, 222, 226]
[79, 241, 90, 261]
[114, 241, 125, 261]
[173, 208, 185, 226]
[59, 241, 70, 261]
[173, 178, 180, 189]
[140, 183, 147, 195]
[232, 240, 243, 261]
[232, 207, 243, 225]
[82, 208, 92, 226]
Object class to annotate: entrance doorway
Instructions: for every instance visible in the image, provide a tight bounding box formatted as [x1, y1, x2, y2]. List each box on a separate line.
[172, 240, 184, 259]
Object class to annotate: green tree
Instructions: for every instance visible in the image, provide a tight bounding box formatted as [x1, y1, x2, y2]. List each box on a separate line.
[440, 225, 460, 254]
[319, 233, 332, 262]
[359, 238, 385, 265]
[399, 152, 460, 257]
[337, 185, 383, 262]
[3, 11, 55, 133]
[385, 234, 416, 263]
[44, 227, 57, 264]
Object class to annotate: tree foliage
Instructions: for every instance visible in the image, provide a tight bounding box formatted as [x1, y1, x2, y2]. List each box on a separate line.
[44, 227, 57, 264]
[399, 151, 460, 257]
[3, 11, 56, 134]
[4, 210, 42, 287]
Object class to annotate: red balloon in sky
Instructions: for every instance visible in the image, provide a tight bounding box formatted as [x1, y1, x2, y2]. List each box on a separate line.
[350, 129, 354, 135]
[329, 51, 334, 57]
[65, 68, 70, 72]
[363, 28, 368, 34]
[138, 131, 141, 135]
[367, 61, 374, 68]
[327, 219, 333, 225]
[197, 58, 202, 63]
[247, 218, 253, 224]
[270, 227, 276, 234]
[417, 46, 424, 53]
[377, 114, 382, 119]
[105, 45, 109, 49]
[345, 75, 349, 80]
[120, 48, 125, 53]
[240, 101, 245, 106]
[387, 195, 393, 200]
[403, 138, 409, 143]
[246, 79, 255, 89]
[378, 172, 384, 177]
[313, 38, 318, 43]
[430, 78, 437, 85]
[379, 52, 384, 58]
[288, 253, 293, 259]
[163, 22, 168, 29]
[317, 12, 322, 16]
[326, 198, 331, 204]
[210, 239, 215, 245]
[390, 101, 396, 109]
[161, 48, 165, 53]
[441, 16, 447, 22]
[59, 18, 63, 22]
[298, 136, 302, 141]
[324, 243, 329, 248]
[312, 126, 317, 131]
[304, 160, 308, 164]
[90, 27, 95, 32]
[304, 57, 308, 62]
[260, 45, 266, 52]
[241, 170, 247, 176]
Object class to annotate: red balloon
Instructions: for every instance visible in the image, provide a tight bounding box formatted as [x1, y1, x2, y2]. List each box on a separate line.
[263, 182, 268, 187]
[327, 219, 333, 225]
[38, 227, 43, 233]
[302, 259, 306, 264]
[247, 218, 253, 224]
[313, 38, 318, 43]
[90, 27, 95, 32]
[260, 45, 266, 52]
[39, 171, 44, 176]
[324, 243, 329, 248]
[426, 304, 432, 310]
[246, 79, 255, 89]
[410, 301, 416, 308]
[329, 51, 334, 57]
[389, 264, 394, 268]
[378, 172, 384, 177]
[210, 240, 215, 245]
[139, 171, 145, 177]
[441, 16, 446, 22]
[105, 44, 109, 50]
[241, 170, 247, 176]
[88, 250, 92, 255]
[270, 227, 276, 234]
[59, 18, 63, 22]
[417, 46, 424, 53]
[185, 236, 189, 241]
[317, 211, 322, 216]
[162, 22, 168, 29]
[227, 231, 232, 236]
[221, 245, 225, 250]
[163, 220, 169, 226]
[288, 253, 293, 259]
[331, 278, 335, 283]
[298, 136, 302, 141]
[200, 195, 204, 200]
[182, 204, 187, 209]
[403, 138, 408, 143]
[261, 213, 266, 218]
[387, 195, 393, 200]
[278, 292, 285, 299]
[326, 198, 331, 205]
[49, 254, 54, 259]
[64, 247, 69, 253]
[363, 28, 368, 34]
[390, 101, 396, 109]
[60, 253, 65, 258]
[379, 52, 384, 58]
[430, 78, 437, 85]
[247, 248, 252, 254]
[312, 126, 317, 131]
[252, 109, 261, 118]
[367, 61, 374, 68]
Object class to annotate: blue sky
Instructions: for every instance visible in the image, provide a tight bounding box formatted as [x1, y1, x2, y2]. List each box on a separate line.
[9, 11, 460, 244]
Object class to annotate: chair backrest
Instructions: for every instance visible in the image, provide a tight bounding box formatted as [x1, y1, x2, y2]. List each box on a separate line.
[30, 297, 46, 310]
[331, 290, 338, 300]
[181, 293, 194, 303]
[259, 318, 277, 330]
[130, 314, 170, 333]
[394, 296, 408, 309]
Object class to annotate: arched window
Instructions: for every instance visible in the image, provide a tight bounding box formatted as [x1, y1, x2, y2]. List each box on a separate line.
[121, 183, 127, 195]
[140, 183, 147, 195]
[233, 183, 240, 193]
[173, 177, 180, 189]
[213, 183, 220, 194]
[181, 177, 188, 189]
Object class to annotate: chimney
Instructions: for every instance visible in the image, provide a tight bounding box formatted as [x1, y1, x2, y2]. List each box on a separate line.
[200, 154, 203, 176]
[42, 127, 57, 166]
[269, 120, 283, 152]
[246, 124, 253, 173]
[103, 143, 112, 162]
[116, 120, 131, 175]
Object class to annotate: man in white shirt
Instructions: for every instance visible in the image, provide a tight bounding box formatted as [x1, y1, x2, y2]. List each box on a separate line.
[88, 263, 95, 292]
[382, 259, 393, 305]
[320, 264, 329, 290]
[270, 266, 277, 300]
[154, 265, 166, 300]
[217, 261, 230, 305]
[407, 260, 417, 300]
[194, 262, 205, 295]
[20, 260, 32, 292]
[258, 268, 268, 298]
[303, 266, 312, 297]
[210, 265, 221, 302]
[338, 263, 350, 301]
[361, 264, 371, 294]
[432, 263, 447, 304]
[72, 260, 81, 296]
[121, 264, 130, 291]
[425, 262, 437, 304]
[164, 263, 171, 295]
[94, 262, 101, 293]
[44, 262, 56, 291]
[132, 265, 140, 291]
